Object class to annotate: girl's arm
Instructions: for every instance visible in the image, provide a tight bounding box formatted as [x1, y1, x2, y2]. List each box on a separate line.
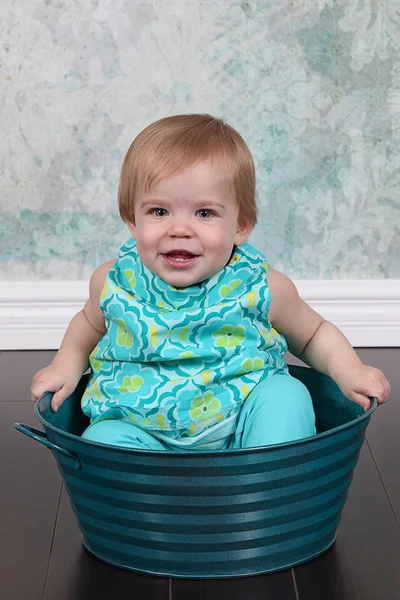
[268, 268, 390, 410]
[31, 259, 116, 411]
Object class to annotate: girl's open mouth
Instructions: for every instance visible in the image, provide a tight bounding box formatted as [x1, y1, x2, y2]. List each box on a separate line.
[162, 252, 199, 269]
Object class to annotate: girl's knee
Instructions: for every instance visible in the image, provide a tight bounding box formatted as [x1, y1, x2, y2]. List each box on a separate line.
[237, 373, 316, 445]
[247, 374, 313, 412]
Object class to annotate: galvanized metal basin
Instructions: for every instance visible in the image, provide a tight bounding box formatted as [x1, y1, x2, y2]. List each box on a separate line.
[15, 366, 376, 578]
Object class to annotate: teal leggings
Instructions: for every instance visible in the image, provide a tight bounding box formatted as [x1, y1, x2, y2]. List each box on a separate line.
[82, 373, 316, 450]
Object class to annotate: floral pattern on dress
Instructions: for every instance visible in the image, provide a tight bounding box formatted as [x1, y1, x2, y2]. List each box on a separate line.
[81, 239, 288, 437]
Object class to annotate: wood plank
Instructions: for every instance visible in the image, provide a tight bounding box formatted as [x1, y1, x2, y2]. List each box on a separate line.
[172, 571, 297, 600]
[0, 350, 56, 402]
[43, 488, 170, 600]
[358, 348, 400, 524]
[293, 442, 400, 599]
[172, 567, 296, 599]
[0, 402, 62, 600]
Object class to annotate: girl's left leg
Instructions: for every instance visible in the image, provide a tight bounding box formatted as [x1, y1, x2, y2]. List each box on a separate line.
[229, 373, 316, 448]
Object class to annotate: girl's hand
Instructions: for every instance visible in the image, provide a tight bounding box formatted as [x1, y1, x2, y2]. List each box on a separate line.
[31, 365, 83, 412]
[335, 364, 391, 412]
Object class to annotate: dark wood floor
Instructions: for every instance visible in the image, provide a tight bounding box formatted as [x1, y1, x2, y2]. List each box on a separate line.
[1, 349, 399, 600]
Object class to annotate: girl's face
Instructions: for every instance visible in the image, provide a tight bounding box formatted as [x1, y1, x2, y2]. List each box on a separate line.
[127, 161, 252, 288]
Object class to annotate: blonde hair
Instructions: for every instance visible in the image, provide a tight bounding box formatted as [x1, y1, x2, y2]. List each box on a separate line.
[118, 114, 257, 228]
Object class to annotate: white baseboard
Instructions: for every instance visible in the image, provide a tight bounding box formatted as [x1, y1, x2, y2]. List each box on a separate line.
[1, 280, 400, 349]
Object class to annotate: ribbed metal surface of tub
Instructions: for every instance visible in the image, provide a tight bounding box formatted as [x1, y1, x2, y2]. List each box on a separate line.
[28, 366, 375, 578]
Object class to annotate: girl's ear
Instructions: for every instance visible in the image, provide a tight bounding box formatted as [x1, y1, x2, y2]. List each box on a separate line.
[126, 221, 137, 239]
[234, 220, 253, 246]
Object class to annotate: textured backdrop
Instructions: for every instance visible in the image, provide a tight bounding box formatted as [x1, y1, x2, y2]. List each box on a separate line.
[1, 0, 400, 281]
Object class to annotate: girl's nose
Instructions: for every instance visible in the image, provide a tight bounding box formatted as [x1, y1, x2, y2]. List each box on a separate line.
[168, 221, 194, 237]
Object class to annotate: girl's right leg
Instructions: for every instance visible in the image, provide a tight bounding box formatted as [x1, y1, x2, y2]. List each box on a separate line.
[81, 408, 167, 450]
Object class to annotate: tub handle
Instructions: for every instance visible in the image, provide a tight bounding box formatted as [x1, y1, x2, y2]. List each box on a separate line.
[14, 423, 82, 471]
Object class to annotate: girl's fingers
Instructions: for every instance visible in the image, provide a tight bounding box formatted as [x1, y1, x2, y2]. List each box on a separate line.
[30, 382, 49, 402]
[51, 385, 73, 412]
[31, 381, 61, 403]
[347, 391, 372, 412]
[351, 378, 390, 406]
[51, 392, 66, 412]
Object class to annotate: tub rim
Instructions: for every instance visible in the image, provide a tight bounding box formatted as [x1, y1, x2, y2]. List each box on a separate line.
[34, 392, 377, 458]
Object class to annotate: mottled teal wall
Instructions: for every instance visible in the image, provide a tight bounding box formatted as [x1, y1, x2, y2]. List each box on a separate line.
[1, 1, 400, 280]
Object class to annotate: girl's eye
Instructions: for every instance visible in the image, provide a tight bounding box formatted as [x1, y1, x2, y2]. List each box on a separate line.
[151, 208, 168, 217]
[197, 209, 214, 218]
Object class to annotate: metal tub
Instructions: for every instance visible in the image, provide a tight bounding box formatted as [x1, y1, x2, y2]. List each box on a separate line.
[15, 365, 376, 578]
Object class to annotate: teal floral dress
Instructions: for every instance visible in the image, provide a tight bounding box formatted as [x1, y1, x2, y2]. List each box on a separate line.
[81, 238, 288, 439]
